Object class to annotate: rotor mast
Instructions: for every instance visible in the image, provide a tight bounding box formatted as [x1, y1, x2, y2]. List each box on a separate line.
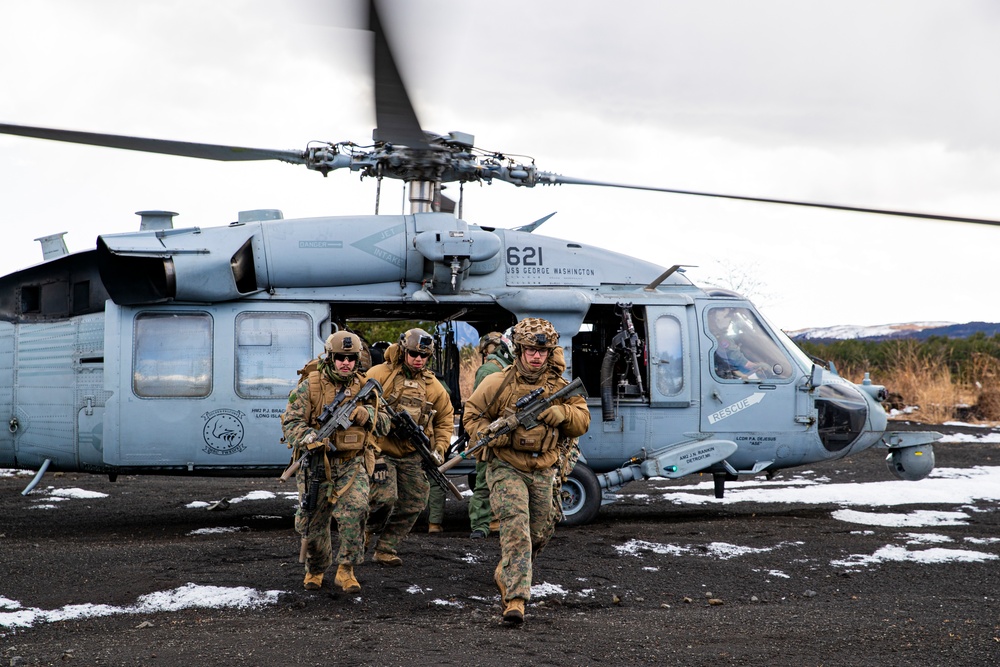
[407, 181, 438, 214]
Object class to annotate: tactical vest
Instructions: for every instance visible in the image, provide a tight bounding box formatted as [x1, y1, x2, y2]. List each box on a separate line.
[306, 370, 371, 453]
[384, 369, 436, 440]
[498, 371, 563, 455]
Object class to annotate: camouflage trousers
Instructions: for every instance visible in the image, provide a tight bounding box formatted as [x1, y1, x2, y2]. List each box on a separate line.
[295, 455, 370, 575]
[367, 452, 429, 556]
[486, 459, 557, 603]
[426, 482, 446, 525]
[467, 460, 493, 534]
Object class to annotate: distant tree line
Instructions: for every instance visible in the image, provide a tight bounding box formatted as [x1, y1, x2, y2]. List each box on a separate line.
[798, 333, 1000, 386]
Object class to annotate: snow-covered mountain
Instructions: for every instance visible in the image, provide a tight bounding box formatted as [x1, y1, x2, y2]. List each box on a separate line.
[788, 321, 1000, 342]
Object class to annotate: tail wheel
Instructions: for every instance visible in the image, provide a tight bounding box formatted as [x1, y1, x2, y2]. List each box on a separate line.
[558, 463, 602, 526]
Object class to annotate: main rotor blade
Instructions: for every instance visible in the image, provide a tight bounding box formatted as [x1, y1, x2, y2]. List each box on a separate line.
[0, 122, 308, 164]
[538, 173, 1000, 227]
[369, 0, 428, 149]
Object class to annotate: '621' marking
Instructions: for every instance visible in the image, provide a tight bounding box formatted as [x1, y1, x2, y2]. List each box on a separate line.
[506, 246, 544, 266]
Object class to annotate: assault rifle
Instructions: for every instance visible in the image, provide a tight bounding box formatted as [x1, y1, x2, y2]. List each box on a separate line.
[439, 377, 586, 472]
[278, 377, 383, 483]
[381, 401, 464, 501]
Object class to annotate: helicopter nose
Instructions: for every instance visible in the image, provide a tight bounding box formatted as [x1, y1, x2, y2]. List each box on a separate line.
[815, 381, 887, 454]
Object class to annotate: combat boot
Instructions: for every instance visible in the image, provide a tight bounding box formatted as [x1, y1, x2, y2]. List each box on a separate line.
[303, 572, 323, 590]
[373, 551, 403, 567]
[502, 598, 525, 625]
[334, 564, 361, 593]
[494, 562, 507, 600]
[428, 523, 443, 533]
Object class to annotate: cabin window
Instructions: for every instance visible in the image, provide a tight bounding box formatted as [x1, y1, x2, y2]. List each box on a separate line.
[133, 312, 213, 397]
[235, 312, 313, 398]
[654, 315, 684, 396]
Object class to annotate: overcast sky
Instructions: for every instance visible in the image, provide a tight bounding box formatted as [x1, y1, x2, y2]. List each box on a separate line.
[2, 0, 1000, 330]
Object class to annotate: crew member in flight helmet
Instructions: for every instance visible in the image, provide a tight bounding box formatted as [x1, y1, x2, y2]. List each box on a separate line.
[281, 330, 389, 593]
[463, 317, 590, 624]
[708, 307, 766, 379]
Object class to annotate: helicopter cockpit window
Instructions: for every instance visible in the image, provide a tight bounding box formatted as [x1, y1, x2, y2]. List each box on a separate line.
[707, 307, 792, 382]
[235, 312, 312, 399]
[133, 312, 213, 398]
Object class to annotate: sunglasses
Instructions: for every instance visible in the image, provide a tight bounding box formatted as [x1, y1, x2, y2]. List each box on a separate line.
[407, 350, 431, 359]
[333, 353, 358, 362]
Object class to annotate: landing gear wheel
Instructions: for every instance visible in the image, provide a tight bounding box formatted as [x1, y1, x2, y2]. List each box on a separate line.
[558, 463, 601, 527]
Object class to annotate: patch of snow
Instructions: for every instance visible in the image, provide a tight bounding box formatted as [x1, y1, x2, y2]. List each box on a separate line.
[229, 490, 275, 503]
[831, 544, 997, 569]
[832, 509, 969, 527]
[902, 533, 953, 544]
[0, 584, 280, 631]
[188, 527, 246, 536]
[531, 582, 568, 598]
[431, 599, 462, 607]
[47, 488, 108, 500]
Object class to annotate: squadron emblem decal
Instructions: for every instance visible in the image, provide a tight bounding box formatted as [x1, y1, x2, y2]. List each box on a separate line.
[202, 409, 247, 455]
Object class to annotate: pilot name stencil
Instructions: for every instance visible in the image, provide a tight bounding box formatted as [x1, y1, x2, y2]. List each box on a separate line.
[678, 446, 718, 466]
[251, 407, 285, 420]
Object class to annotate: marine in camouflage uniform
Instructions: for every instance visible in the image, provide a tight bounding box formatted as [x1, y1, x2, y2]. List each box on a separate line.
[282, 331, 389, 593]
[365, 328, 454, 565]
[468, 331, 513, 539]
[463, 318, 590, 624]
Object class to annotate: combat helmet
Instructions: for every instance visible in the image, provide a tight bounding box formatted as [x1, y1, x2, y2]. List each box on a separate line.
[325, 331, 362, 358]
[399, 328, 435, 355]
[511, 317, 559, 351]
[478, 331, 503, 358]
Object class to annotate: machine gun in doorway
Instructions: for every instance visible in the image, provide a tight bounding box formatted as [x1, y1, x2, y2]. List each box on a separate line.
[601, 302, 645, 422]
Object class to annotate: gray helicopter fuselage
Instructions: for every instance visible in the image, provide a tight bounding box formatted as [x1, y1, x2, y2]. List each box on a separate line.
[0, 212, 934, 517]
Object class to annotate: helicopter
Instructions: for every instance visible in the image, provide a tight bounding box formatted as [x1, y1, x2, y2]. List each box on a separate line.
[0, 1, 992, 525]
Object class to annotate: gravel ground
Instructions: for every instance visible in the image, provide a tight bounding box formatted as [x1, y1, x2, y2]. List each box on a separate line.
[1, 424, 998, 667]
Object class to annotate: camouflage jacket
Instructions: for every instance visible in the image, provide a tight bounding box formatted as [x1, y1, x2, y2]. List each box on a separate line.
[366, 343, 454, 458]
[463, 357, 589, 472]
[282, 368, 390, 456]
